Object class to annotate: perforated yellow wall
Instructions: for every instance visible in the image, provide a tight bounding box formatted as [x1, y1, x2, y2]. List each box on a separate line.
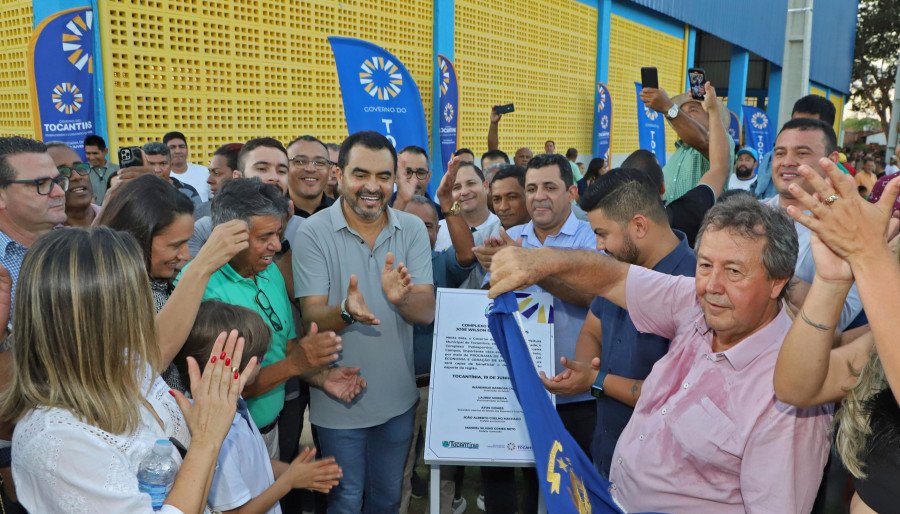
[809, 86, 826, 98]
[99, 0, 434, 163]
[454, 0, 597, 157]
[0, 1, 34, 137]
[607, 14, 686, 156]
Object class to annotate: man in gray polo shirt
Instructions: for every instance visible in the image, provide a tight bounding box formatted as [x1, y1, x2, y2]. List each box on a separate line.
[294, 131, 435, 513]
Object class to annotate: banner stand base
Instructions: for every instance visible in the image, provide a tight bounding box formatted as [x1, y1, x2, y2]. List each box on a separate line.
[427, 464, 547, 514]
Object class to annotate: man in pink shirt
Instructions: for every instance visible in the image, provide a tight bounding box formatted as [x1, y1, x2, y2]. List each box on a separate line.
[488, 193, 833, 513]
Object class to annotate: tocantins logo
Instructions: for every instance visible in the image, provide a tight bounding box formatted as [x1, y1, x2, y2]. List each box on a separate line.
[600, 114, 609, 130]
[751, 111, 768, 130]
[597, 84, 607, 112]
[359, 56, 402, 100]
[51, 83, 83, 114]
[439, 58, 451, 96]
[443, 103, 455, 123]
[61, 11, 94, 73]
[644, 106, 659, 121]
[515, 291, 553, 323]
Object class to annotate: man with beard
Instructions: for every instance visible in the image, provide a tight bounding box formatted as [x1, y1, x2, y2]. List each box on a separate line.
[728, 147, 758, 191]
[294, 131, 435, 513]
[46, 143, 99, 227]
[540, 169, 696, 477]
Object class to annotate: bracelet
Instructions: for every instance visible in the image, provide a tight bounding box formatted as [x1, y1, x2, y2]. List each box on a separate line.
[799, 309, 832, 332]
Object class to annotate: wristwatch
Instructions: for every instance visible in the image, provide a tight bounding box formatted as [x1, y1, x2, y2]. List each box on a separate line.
[590, 371, 608, 398]
[664, 104, 679, 120]
[340, 297, 355, 325]
[442, 200, 461, 217]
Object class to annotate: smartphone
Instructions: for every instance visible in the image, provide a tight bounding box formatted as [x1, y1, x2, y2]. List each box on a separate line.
[494, 103, 515, 115]
[640, 67, 658, 89]
[688, 68, 706, 100]
[118, 146, 144, 168]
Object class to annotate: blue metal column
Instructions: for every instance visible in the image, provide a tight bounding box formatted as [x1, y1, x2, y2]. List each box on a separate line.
[683, 27, 697, 92]
[767, 64, 782, 129]
[727, 45, 749, 119]
[431, 0, 455, 190]
[590, 0, 612, 156]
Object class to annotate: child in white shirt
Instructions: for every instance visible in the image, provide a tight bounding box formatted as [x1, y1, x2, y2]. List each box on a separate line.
[176, 300, 342, 513]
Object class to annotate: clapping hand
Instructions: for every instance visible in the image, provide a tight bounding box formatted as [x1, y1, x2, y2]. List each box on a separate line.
[785, 157, 900, 263]
[344, 275, 379, 325]
[287, 447, 342, 493]
[287, 322, 342, 371]
[171, 330, 258, 445]
[381, 252, 412, 305]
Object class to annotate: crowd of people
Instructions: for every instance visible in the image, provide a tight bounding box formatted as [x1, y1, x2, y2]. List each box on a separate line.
[0, 75, 895, 514]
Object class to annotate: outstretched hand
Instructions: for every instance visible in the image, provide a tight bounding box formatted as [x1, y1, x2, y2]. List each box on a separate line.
[321, 366, 367, 402]
[539, 356, 599, 396]
[488, 246, 545, 298]
[381, 252, 412, 305]
[345, 275, 379, 325]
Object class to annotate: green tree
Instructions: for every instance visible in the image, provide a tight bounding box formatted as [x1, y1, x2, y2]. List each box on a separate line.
[850, 0, 900, 136]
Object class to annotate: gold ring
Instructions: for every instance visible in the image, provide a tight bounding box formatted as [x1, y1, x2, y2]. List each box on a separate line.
[231, 367, 238, 375]
[824, 194, 839, 205]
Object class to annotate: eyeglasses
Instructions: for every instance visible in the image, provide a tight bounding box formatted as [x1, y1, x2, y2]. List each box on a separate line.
[289, 157, 332, 171]
[255, 288, 284, 332]
[4, 175, 69, 195]
[57, 163, 91, 177]
[404, 167, 430, 181]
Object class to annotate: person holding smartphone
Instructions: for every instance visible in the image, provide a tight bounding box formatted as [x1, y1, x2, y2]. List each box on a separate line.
[639, 69, 734, 204]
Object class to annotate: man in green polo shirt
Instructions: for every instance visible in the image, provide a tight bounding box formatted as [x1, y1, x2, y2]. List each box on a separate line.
[175, 178, 364, 458]
[641, 84, 734, 204]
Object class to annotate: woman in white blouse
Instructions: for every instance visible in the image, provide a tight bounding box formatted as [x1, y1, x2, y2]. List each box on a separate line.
[0, 228, 257, 513]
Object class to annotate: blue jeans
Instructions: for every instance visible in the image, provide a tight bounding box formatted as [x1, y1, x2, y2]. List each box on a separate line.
[315, 404, 416, 514]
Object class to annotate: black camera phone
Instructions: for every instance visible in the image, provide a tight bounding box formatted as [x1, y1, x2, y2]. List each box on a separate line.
[118, 146, 144, 168]
[494, 103, 515, 115]
[640, 67, 658, 89]
[688, 68, 707, 100]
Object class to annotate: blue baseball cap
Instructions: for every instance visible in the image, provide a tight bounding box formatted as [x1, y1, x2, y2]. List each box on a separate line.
[736, 146, 759, 161]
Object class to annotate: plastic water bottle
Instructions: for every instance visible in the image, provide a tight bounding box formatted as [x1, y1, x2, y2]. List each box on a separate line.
[137, 439, 177, 511]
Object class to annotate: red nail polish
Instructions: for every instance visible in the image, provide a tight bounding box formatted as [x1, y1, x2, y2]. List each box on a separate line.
[210, 356, 217, 364]
[234, 371, 240, 379]
[219, 351, 226, 359]
[225, 358, 231, 366]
